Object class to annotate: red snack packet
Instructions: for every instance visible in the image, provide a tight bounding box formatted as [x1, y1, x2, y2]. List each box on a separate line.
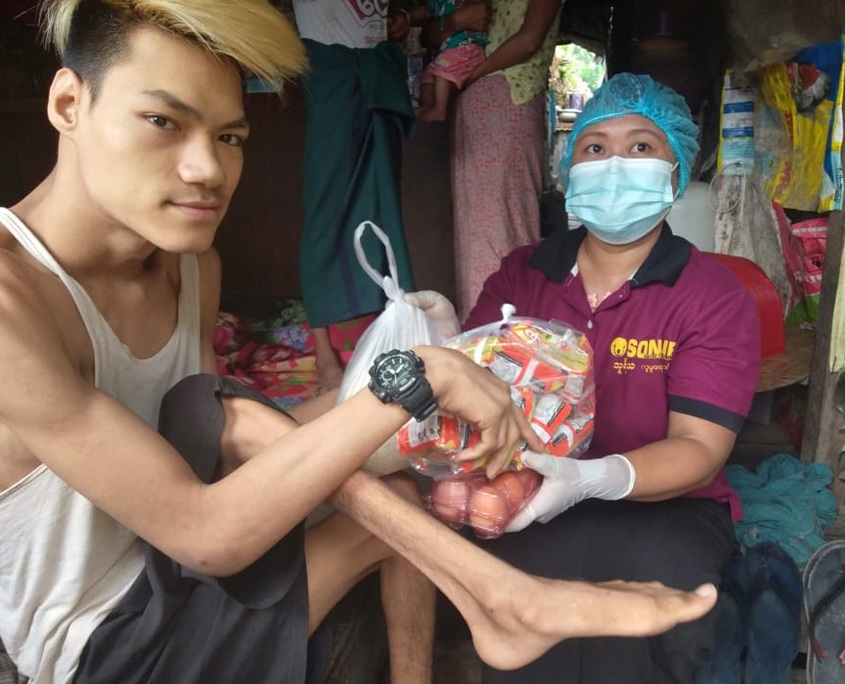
[403, 313, 596, 476]
[398, 415, 479, 456]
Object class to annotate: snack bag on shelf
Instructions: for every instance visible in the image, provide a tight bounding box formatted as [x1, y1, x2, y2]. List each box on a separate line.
[427, 468, 543, 539]
[398, 305, 596, 478]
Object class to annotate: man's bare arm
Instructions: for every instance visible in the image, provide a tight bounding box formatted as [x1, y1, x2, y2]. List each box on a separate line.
[0, 255, 538, 578]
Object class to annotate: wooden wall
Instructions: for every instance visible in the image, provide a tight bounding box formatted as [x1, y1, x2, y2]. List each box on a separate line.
[0, 99, 56, 205]
[0, 88, 456, 303]
[215, 89, 308, 298]
[216, 86, 455, 301]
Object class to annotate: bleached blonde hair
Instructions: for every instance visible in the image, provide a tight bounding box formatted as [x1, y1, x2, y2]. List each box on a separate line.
[39, 0, 306, 94]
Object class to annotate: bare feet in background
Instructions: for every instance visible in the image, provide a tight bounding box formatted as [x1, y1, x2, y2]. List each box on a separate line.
[415, 79, 451, 123]
[313, 326, 345, 392]
[416, 104, 448, 123]
[316, 361, 344, 393]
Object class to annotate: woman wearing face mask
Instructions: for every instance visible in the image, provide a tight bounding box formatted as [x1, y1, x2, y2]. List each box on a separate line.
[411, 73, 762, 683]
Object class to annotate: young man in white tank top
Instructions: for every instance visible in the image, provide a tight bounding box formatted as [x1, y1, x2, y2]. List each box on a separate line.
[0, 2, 719, 683]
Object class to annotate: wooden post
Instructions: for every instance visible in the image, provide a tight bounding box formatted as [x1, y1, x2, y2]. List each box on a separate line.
[800, 198, 845, 504]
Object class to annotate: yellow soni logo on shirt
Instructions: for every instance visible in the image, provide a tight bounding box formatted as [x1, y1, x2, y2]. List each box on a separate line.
[609, 337, 676, 360]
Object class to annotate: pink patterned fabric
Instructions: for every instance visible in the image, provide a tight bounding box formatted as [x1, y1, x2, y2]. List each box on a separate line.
[214, 310, 375, 408]
[451, 74, 546, 320]
[422, 43, 486, 89]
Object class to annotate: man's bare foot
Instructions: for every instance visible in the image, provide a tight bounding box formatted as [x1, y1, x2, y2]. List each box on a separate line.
[456, 575, 718, 671]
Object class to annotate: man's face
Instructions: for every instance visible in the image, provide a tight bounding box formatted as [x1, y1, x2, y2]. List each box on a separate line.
[67, 27, 249, 253]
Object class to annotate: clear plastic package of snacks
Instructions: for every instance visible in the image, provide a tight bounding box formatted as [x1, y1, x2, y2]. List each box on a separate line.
[399, 309, 596, 479]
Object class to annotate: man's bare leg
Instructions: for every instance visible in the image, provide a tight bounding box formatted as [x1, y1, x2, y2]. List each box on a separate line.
[219, 395, 714, 673]
[331, 470, 719, 673]
[377, 476, 435, 684]
[304, 474, 434, 684]
[378, 555, 435, 684]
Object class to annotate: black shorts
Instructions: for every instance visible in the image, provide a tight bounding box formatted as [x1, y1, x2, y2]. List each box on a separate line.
[73, 374, 330, 684]
[476, 496, 736, 684]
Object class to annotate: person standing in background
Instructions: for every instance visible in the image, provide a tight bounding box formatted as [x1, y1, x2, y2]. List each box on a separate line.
[292, 0, 416, 391]
[446, 0, 564, 319]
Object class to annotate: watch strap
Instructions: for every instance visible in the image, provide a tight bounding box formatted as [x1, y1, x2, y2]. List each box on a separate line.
[399, 373, 437, 422]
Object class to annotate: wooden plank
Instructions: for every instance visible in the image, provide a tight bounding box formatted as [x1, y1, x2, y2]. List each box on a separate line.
[0, 108, 57, 207]
[0, 98, 45, 113]
[800, 205, 845, 503]
[799, 91, 845, 504]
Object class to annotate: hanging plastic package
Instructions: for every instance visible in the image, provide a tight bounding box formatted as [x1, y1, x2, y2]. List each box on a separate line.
[755, 30, 845, 212]
[335, 220, 444, 476]
[793, 33, 845, 212]
[772, 203, 827, 324]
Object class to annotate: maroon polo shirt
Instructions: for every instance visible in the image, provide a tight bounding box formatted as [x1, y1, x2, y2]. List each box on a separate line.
[464, 225, 761, 522]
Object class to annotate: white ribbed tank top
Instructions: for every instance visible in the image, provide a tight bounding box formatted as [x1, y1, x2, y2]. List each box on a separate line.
[0, 207, 203, 683]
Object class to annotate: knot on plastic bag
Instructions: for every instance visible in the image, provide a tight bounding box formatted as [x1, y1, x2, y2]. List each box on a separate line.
[382, 274, 404, 303]
[500, 303, 516, 323]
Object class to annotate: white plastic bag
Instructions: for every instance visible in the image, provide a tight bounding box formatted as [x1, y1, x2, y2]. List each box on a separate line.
[336, 220, 444, 475]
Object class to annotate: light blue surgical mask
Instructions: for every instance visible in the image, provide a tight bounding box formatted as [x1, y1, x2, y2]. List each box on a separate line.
[564, 156, 678, 245]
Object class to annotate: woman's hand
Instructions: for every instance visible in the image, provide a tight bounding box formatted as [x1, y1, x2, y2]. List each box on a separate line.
[404, 290, 461, 339]
[421, 0, 490, 50]
[506, 453, 636, 531]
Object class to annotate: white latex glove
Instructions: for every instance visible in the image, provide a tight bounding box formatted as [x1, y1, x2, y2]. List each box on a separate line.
[404, 290, 461, 339]
[506, 452, 636, 532]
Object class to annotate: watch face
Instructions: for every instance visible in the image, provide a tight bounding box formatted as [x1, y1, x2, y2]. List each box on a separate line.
[370, 350, 436, 420]
[375, 353, 416, 393]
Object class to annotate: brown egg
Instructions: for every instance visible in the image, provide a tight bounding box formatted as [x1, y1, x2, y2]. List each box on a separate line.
[515, 467, 542, 500]
[468, 486, 510, 539]
[431, 477, 472, 526]
[489, 471, 526, 512]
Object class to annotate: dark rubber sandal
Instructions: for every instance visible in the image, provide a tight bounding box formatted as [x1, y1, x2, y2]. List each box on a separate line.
[803, 539, 845, 683]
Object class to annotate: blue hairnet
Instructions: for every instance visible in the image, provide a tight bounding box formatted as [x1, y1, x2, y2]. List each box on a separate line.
[561, 73, 700, 196]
